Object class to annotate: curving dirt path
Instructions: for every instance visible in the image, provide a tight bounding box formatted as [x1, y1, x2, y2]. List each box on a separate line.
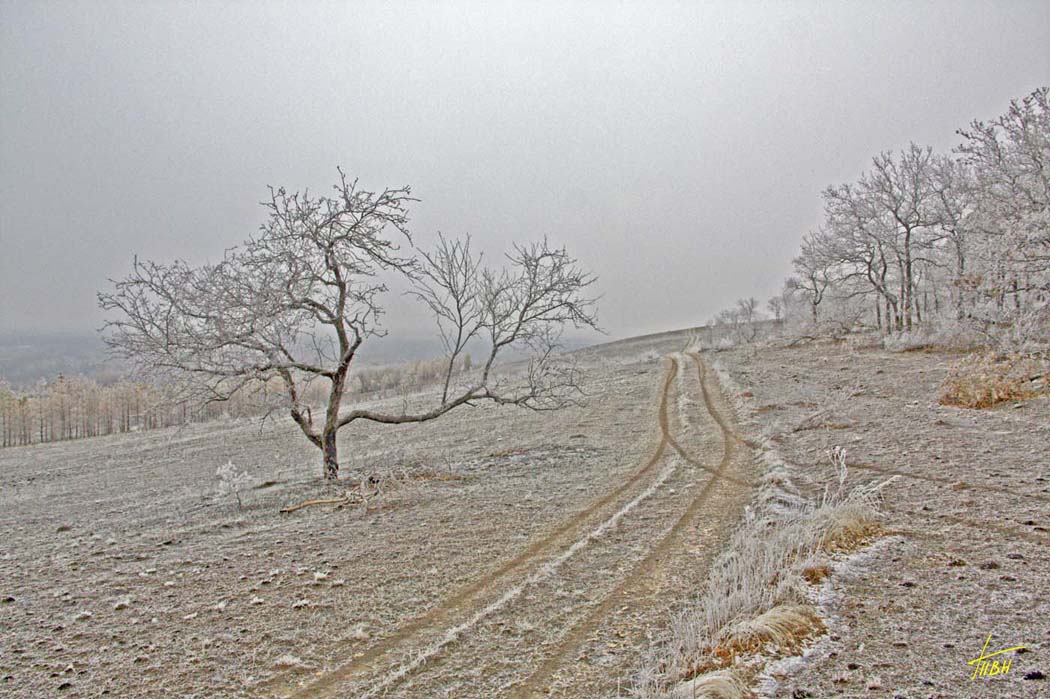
[272, 351, 755, 698]
[272, 356, 684, 697]
[507, 352, 752, 698]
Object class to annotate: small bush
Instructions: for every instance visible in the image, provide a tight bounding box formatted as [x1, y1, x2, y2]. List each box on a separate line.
[801, 565, 831, 584]
[939, 352, 1047, 408]
[882, 330, 934, 352]
[670, 670, 751, 699]
[216, 460, 253, 509]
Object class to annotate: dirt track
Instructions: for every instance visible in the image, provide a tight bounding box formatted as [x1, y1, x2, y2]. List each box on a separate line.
[273, 352, 756, 699]
[268, 356, 681, 698]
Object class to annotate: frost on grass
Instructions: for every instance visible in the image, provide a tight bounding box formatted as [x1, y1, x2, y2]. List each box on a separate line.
[273, 654, 308, 670]
[216, 460, 253, 509]
[671, 670, 750, 699]
[633, 448, 889, 699]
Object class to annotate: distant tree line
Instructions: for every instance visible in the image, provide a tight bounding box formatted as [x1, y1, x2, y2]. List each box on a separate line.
[0, 354, 472, 448]
[0, 374, 279, 447]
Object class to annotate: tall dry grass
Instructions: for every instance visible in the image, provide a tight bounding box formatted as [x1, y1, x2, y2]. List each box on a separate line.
[632, 448, 889, 699]
[939, 351, 1047, 408]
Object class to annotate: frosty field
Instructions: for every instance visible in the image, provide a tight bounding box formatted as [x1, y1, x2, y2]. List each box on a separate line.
[4, 5, 1048, 698]
[1, 329, 1047, 698]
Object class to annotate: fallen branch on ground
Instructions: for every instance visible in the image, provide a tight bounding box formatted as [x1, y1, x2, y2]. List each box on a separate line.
[784, 335, 817, 348]
[279, 484, 376, 513]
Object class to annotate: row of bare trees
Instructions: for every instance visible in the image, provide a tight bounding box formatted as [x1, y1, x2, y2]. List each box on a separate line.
[0, 376, 222, 447]
[777, 88, 1048, 347]
[701, 88, 1048, 352]
[0, 354, 474, 449]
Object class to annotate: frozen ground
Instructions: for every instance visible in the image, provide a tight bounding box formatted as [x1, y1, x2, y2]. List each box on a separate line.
[1, 328, 758, 698]
[712, 337, 1049, 698]
[2, 329, 1046, 698]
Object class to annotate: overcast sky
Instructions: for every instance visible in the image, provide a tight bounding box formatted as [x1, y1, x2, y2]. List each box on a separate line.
[1, 1, 1048, 344]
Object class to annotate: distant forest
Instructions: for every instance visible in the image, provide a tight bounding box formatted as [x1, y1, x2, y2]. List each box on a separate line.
[0, 331, 589, 448]
[0, 331, 456, 389]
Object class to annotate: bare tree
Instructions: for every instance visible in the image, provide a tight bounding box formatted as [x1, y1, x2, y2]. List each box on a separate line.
[790, 232, 833, 324]
[861, 144, 941, 330]
[766, 295, 783, 327]
[957, 87, 1050, 316]
[736, 296, 760, 342]
[930, 155, 974, 319]
[763, 88, 1048, 349]
[822, 183, 903, 331]
[99, 171, 599, 480]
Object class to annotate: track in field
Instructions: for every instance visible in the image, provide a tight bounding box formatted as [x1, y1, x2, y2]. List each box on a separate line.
[508, 352, 750, 698]
[276, 352, 753, 698]
[275, 355, 694, 697]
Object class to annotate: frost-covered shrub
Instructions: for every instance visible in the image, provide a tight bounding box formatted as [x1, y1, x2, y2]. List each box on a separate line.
[716, 337, 735, 350]
[989, 303, 1050, 354]
[216, 460, 253, 509]
[882, 330, 933, 352]
[927, 322, 985, 351]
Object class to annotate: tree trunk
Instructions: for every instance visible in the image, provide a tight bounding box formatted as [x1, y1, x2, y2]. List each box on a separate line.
[321, 367, 348, 481]
[322, 429, 339, 480]
[903, 229, 914, 332]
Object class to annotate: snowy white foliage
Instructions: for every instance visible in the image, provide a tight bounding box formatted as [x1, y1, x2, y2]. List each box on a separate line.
[712, 88, 1049, 353]
[216, 460, 252, 509]
[100, 172, 599, 479]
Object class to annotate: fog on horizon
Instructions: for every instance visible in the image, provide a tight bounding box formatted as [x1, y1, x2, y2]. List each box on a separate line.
[2, 0, 1048, 346]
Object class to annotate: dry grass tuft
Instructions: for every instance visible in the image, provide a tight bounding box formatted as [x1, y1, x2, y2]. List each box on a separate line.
[939, 351, 1047, 408]
[676, 606, 825, 680]
[820, 507, 887, 553]
[671, 670, 752, 699]
[801, 565, 831, 585]
[723, 604, 824, 656]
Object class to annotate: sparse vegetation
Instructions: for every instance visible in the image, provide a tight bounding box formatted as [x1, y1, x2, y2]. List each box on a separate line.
[939, 351, 1047, 408]
[633, 449, 889, 699]
[216, 460, 253, 509]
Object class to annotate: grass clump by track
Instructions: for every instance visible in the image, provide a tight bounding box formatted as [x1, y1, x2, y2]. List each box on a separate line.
[633, 447, 889, 699]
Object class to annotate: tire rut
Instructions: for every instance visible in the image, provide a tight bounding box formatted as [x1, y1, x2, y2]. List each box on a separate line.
[507, 352, 752, 699]
[273, 357, 687, 698]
